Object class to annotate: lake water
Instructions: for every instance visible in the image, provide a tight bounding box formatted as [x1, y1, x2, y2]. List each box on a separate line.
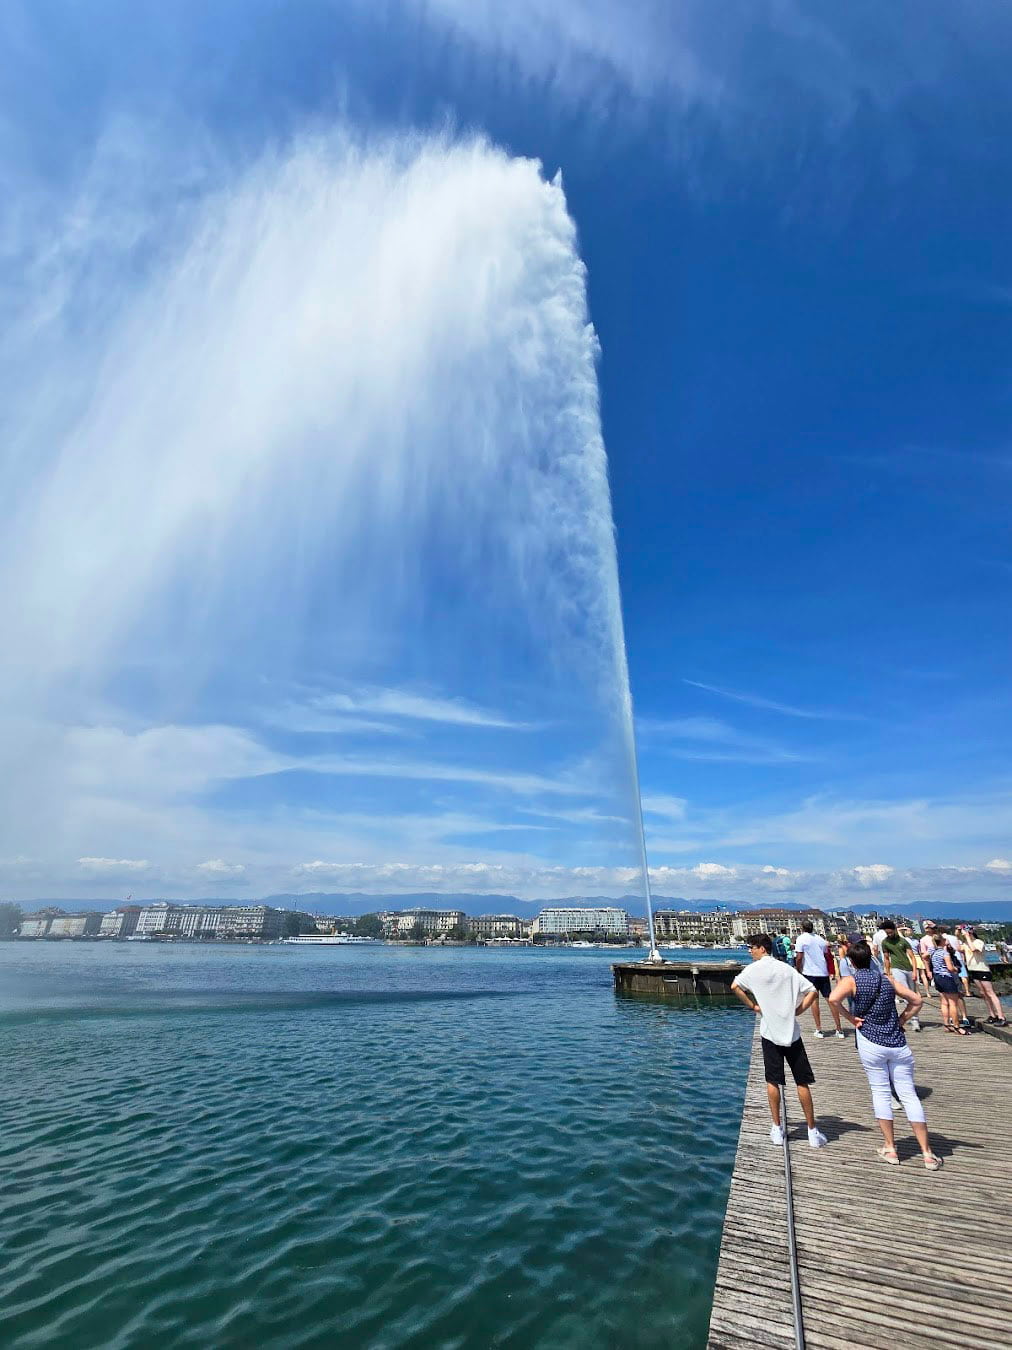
[0, 943, 752, 1349]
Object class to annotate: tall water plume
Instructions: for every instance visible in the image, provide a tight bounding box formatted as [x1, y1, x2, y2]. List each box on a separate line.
[0, 130, 656, 911]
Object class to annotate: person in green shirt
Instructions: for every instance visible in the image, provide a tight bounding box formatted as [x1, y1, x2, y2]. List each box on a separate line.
[880, 921, 921, 1032]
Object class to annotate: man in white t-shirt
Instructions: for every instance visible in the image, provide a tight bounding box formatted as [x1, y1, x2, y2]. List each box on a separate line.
[732, 933, 828, 1149]
[794, 921, 844, 1040]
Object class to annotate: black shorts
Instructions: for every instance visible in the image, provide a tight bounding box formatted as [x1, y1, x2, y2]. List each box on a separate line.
[761, 1036, 815, 1087]
[809, 976, 831, 998]
[970, 968, 993, 983]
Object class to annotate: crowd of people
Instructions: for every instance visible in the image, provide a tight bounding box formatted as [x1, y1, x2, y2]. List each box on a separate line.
[731, 921, 1009, 1172]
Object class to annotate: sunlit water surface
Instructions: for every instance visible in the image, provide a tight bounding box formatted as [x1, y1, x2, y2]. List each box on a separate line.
[0, 944, 751, 1349]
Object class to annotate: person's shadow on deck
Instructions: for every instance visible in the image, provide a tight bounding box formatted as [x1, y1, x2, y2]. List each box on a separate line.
[802, 1114, 870, 1142]
[896, 1130, 983, 1161]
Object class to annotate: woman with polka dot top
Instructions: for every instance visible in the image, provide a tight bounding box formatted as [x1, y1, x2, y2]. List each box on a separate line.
[829, 940, 941, 1171]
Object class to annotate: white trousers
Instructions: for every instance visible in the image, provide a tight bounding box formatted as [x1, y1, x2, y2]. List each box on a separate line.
[856, 1033, 925, 1123]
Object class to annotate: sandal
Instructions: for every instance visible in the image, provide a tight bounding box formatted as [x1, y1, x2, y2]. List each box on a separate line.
[956, 1027, 970, 1036]
[923, 1153, 942, 1171]
[995, 1018, 1009, 1028]
[944, 1024, 957, 1033]
[876, 1146, 900, 1165]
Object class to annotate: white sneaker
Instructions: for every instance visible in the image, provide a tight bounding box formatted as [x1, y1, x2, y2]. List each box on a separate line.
[808, 1128, 828, 1149]
[835, 1030, 845, 1040]
[814, 1030, 826, 1039]
[912, 1019, 921, 1032]
[770, 1123, 785, 1146]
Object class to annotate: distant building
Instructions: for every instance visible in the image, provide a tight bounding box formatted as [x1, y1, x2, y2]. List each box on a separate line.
[535, 907, 630, 939]
[470, 914, 524, 940]
[135, 903, 180, 936]
[730, 908, 829, 941]
[173, 906, 222, 939]
[824, 909, 859, 935]
[48, 913, 103, 938]
[214, 905, 285, 941]
[17, 915, 52, 938]
[384, 908, 467, 937]
[653, 910, 735, 945]
[99, 906, 141, 938]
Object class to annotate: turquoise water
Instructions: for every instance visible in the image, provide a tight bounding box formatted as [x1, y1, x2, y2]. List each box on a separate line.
[0, 944, 752, 1349]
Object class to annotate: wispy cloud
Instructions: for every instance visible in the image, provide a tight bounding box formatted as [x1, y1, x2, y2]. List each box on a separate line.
[377, 1, 1012, 158]
[682, 679, 861, 723]
[641, 712, 813, 762]
[300, 686, 534, 730]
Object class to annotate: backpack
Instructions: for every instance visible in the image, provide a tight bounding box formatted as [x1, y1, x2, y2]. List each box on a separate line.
[772, 935, 789, 963]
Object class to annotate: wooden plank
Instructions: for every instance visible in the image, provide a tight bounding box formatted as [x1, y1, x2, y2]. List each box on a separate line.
[707, 997, 1011, 1349]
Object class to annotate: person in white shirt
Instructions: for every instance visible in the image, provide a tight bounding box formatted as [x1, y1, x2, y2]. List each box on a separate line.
[732, 933, 829, 1150]
[917, 922, 939, 997]
[794, 921, 845, 1039]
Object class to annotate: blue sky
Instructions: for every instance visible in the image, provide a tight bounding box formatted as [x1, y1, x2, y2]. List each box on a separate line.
[2, 2, 1010, 906]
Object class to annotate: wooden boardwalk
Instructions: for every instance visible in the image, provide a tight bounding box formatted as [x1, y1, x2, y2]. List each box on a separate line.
[708, 997, 1011, 1349]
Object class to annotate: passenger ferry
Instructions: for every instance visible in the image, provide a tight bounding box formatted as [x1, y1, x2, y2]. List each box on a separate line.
[280, 933, 379, 945]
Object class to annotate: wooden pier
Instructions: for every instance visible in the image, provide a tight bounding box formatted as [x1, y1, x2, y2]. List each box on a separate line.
[708, 996, 1011, 1349]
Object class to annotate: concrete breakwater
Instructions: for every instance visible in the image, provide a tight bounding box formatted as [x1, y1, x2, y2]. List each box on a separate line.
[613, 958, 1012, 1000]
[612, 960, 744, 998]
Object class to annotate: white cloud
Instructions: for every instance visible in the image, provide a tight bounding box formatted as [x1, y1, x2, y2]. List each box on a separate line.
[753, 865, 808, 891]
[195, 859, 247, 880]
[77, 857, 152, 876]
[843, 864, 895, 888]
[986, 858, 1012, 874]
[692, 862, 737, 880]
[640, 794, 688, 822]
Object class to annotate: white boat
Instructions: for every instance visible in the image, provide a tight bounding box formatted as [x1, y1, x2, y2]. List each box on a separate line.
[280, 933, 378, 945]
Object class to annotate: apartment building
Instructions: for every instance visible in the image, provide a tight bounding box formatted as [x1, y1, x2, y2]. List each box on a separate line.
[47, 913, 103, 938]
[17, 915, 52, 938]
[134, 903, 179, 936]
[385, 908, 467, 937]
[729, 908, 829, 941]
[653, 909, 735, 945]
[214, 906, 286, 940]
[98, 907, 141, 938]
[470, 914, 524, 940]
[535, 907, 630, 938]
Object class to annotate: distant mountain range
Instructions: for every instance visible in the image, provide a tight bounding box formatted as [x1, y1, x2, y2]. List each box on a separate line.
[20, 892, 1012, 921]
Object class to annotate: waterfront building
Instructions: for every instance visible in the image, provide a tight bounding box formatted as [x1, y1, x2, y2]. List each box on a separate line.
[214, 905, 285, 940]
[98, 906, 141, 938]
[173, 906, 222, 938]
[48, 913, 103, 938]
[654, 910, 735, 946]
[385, 908, 467, 937]
[135, 903, 180, 936]
[535, 907, 630, 939]
[17, 915, 52, 938]
[729, 908, 829, 941]
[470, 914, 524, 940]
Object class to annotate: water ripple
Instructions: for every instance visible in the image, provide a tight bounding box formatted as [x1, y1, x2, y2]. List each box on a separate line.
[0, 945, 751, 1349]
